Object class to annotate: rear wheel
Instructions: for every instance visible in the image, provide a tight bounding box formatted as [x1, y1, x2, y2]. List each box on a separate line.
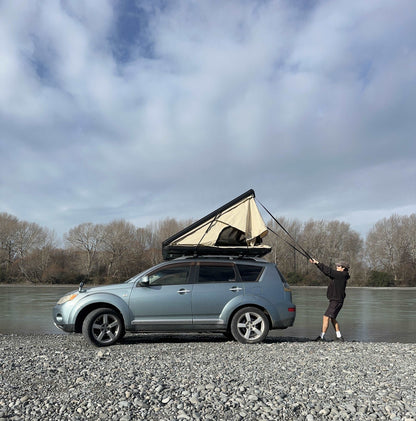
[82, 308, 124, 347]
[230, 307, 269, 344]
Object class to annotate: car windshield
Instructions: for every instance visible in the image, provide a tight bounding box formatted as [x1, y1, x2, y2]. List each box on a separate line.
[124, 261, 175, 284]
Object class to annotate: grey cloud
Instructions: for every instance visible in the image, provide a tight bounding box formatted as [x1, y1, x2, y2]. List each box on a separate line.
[0, 0, 415, 238]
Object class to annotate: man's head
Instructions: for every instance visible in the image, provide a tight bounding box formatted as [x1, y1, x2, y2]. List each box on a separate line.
[336, 261, 349, 271]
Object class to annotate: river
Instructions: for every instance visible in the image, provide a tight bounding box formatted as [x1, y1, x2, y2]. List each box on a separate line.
[0, 285, 415, 342]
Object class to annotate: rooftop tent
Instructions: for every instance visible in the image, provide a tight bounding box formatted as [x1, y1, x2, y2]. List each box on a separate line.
[162, 189, 272, 260]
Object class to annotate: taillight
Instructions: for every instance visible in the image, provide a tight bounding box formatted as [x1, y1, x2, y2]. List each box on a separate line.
[288, 307, 296, 312]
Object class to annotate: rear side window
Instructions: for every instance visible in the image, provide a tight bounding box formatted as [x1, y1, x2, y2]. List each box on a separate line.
[236, 264, 263, 282]
[197, 264, 236, 283]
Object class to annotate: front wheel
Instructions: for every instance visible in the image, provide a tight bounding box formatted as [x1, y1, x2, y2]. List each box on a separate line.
[230, 307, 269, 344]
[82, 308, 124, 347]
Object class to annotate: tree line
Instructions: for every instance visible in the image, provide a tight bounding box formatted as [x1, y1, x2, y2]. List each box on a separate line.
[0, 212, 415, 286]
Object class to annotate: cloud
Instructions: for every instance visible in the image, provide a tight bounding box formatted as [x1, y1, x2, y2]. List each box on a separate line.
[0, 0, 415, 239]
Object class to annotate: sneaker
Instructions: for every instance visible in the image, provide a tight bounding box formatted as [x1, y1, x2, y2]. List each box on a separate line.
[315, 336, 325, 342]
[335, 336, 345, 342]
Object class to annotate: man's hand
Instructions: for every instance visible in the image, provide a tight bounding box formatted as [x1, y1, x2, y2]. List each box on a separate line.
[309, 258, 319, 265]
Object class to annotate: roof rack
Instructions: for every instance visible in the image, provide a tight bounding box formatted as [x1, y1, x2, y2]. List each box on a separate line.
[162, 244, 271, 261]
[173, 255, 267, 262]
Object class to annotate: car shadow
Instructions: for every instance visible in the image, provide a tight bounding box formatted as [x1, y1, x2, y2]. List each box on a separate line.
[120, 333, 313, 345]
[120, 333, 228, 344]
[265, 336, 313, 343]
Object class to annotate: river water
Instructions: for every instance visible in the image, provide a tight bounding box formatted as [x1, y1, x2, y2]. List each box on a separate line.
[0, 285, 415, 343]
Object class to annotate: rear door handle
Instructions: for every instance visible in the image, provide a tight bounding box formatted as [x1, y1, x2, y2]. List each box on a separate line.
[229, 286, 243, 292]
[177, 288, 191, 295]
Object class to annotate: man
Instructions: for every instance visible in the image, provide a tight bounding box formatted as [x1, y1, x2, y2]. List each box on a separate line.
[309, 258, 350, 341]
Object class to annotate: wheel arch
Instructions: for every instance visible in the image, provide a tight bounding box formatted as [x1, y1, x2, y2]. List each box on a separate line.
[227, 303, 272, 332]
[74, 303, 124, 333]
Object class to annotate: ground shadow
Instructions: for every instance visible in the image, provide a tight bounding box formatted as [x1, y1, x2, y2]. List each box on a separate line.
[120, 333, 313, 345]
[265, 335, 313, 343]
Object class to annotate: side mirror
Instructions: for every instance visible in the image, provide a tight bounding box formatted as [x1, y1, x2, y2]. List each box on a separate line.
[139, 276, 149, 287]
[79, 280, 86, 292]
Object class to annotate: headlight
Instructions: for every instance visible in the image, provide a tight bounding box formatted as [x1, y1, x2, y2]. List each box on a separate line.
[57, 293, 78, 305]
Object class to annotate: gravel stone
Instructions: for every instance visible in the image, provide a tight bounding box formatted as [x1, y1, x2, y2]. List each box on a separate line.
[0, 333, 415, 420]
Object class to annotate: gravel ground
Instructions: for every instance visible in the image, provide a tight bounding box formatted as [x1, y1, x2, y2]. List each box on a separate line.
[0, 333, 415, 421]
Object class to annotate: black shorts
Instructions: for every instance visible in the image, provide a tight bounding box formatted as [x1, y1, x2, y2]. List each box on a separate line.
[324, 301, 344, 319]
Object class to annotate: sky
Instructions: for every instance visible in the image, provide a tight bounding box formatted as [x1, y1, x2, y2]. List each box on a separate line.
[1, 0, 415, 241]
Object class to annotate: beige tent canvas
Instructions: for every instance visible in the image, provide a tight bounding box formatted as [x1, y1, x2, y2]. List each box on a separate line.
[162, 189, 271, 260]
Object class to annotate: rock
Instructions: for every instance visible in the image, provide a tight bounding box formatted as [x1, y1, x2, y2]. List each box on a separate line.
[0, 334, 415, 421]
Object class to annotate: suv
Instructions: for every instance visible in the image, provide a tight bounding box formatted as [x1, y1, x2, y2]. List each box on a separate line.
[53, 256, 296, 346]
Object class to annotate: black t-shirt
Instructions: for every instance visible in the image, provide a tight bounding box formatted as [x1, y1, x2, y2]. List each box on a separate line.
[317, 263, 350, 302]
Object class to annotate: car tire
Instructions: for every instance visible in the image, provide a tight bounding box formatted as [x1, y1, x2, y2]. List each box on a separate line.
[82, 308, 124, 347]
[230, 307, 269, 344]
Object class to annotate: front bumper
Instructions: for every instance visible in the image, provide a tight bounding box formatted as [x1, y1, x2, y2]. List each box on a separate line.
[53, 322, 75, 332]
[53, 306, 75, 332]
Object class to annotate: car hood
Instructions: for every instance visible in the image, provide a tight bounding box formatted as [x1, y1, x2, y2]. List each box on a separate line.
[82, 283, 133, 295]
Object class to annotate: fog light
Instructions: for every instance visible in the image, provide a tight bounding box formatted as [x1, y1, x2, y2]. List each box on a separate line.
[56, 314, 63, 323]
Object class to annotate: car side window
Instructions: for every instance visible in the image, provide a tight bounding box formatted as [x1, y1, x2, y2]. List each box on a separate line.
[148, 265, 191, 286]
[236, 264, 263, 282]
[197, 264, 236, 283]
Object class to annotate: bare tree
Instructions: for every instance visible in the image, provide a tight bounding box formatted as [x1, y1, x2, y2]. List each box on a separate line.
[14, 222, 56, 282]
[266, 217, 303, 275]
[4, 209, 416, 286]
[145, 218, 193, 265]
[64, 223, 104, 278]
[0, 213, 19, 273]
[17, 241, 55, 283]
[366, 214, 416, 285]
[0, 214, 55, 282]
[266, 218, 363, 284]
[14, 221, 47, 258]
[366, 215, 401, 281]
[101, 220, 138, 281]
[400, 214, 416, 283]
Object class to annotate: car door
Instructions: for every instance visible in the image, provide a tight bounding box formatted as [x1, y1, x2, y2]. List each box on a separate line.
[128, 263, 194, 330]
[192, 262, 244, 327]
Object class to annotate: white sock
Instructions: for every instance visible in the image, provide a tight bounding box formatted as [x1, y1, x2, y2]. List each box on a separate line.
[336, 331, 342, 338]
[320, 332, 325, 339]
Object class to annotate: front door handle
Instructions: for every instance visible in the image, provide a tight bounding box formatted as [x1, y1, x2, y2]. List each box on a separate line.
[177, 288, 191, 295]
[229, 286, 243, 292]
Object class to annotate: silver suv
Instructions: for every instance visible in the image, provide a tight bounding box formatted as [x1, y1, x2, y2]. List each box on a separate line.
[53, 256, 296, 346]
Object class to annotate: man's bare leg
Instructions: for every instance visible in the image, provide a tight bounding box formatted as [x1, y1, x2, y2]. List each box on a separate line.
[321, 315, 330, 336]
[331, 318, 343, 339]
[331, 318, 340, 333]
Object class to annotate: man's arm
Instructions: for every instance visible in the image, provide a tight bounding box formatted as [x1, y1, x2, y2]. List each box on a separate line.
[309, 258, 335, 278]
